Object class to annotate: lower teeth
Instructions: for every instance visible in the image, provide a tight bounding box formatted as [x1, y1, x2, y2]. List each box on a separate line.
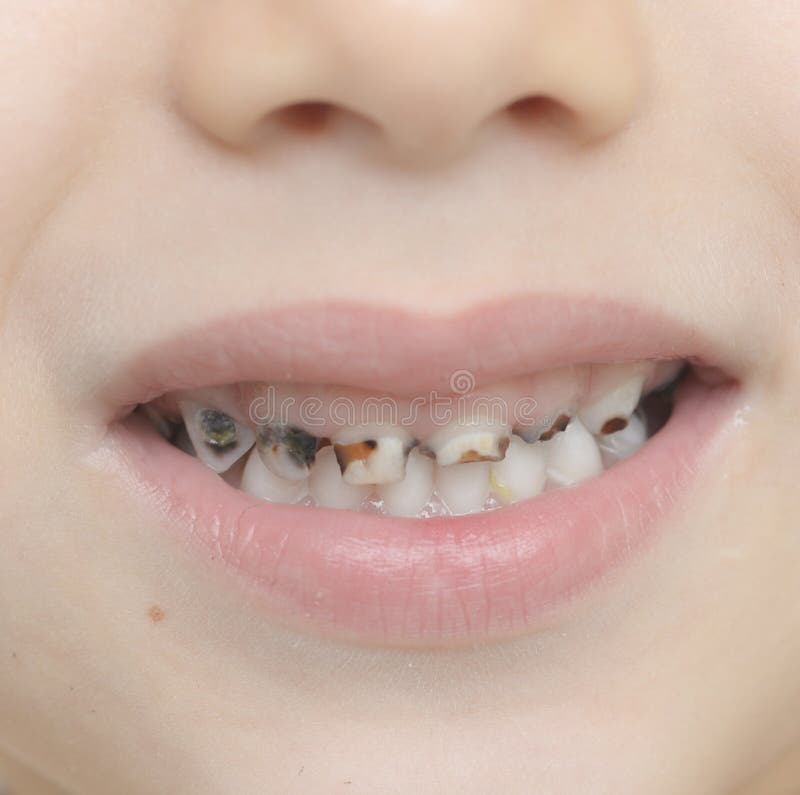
[137, 362, 684, 518]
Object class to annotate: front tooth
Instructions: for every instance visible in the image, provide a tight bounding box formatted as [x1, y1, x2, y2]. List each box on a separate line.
[436, 461, 490, 516]
[597, 411, 647, 466]
[256, 425, 322, 482]
[489, 436, 547, 505]
[178, 399, 256, 474]
[241, 447, 309, 504]
[544, 417, 604, 487]
[309, 446, 371, 510]
[422, 422, 511, 467]
[378, 448, 434, 517]
[332, 426, 415, 486]
[578, 363, 651, 436]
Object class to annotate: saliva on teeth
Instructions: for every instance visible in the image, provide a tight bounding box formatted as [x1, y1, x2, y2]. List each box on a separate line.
[137, 360, 684, 518]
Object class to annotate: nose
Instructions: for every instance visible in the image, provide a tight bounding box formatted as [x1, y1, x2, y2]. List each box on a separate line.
[174, 0, 645, 161]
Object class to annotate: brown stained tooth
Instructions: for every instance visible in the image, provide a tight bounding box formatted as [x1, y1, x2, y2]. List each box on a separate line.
[600, 417, 629, 435]
[538, 413, 571, 441]
[423, 422, 512, 467]
[332, 434, 413, 486]
[334, 440, 378, 471]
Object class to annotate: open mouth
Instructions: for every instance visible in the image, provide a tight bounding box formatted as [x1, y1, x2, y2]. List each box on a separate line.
[136, 359, 686, 518]
[95, 297, 743, 648]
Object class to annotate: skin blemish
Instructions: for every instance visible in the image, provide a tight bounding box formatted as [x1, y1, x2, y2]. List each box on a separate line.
[147, 605, 166, 623]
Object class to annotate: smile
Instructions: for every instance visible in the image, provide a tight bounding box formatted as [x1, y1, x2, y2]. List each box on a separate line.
[92, 295, 744, 647]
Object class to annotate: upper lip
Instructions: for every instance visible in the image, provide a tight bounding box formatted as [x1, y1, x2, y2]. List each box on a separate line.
[97, 293, 743, 423]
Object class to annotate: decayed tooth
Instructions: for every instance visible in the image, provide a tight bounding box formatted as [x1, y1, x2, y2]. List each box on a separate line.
[178, 398, 255, 474]
[241, 448, 309, 504]
[644, 360, 685, 394]
[597, 411, 647, 467]
[139, 404, 175, 440]
[543, 417, 603, 487]
[422, 421, 511, 467]
[332, 425, 415, 486]
[489, 436, 547, 505]
[436, 461, 491, 516]
[578, 362, 652, 436]
[256, 424, 322, 482]
[536, 413, 571, 441]
[309, 446, 371, 510]
[378, 448, 435, 517]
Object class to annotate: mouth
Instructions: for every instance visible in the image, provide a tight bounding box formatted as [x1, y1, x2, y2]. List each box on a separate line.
[92, 296, 743, 648]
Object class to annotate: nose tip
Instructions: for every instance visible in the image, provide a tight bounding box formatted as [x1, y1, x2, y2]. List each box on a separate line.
[174, 1, 645, 161]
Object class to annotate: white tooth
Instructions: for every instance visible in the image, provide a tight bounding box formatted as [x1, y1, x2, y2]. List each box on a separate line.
[489, 436, 547, 505]
[544, 417, 604, 487]
[644, 360, 684, 393]
[257, 425, 321, 481]
[423, 421, 511, 467]
[597, 412, 647, 466]
[309, 446, 371, 511]
[435, 461, 490, 516]
[332, 425, 414, 486]
[179, 399, 256, 474]
[378, 448, 435, 517]
[578, 363, 650, 436]
[241, 448, 309, 504]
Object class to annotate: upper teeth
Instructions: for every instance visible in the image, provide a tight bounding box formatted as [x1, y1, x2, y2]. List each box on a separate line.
[421, 420, 511, 466]
[256, 424, 322, 481]
[146, 358, 683, 517]
[178, 396, 255, 474]
[332, 425, 415, 485]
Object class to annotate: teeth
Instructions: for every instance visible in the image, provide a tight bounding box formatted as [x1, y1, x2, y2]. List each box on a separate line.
[309, 446, 371, 511]
[597, 411, 647, 466]
[332, 426, 415, 486]
[256, 425, 322, 482]
[173, 425, 196, 456]
[536, 412, 572, 441]
[241, 447, 309, 504]
[489, 436, 547, 505]
[178, 399, 255, 473]
[139, 404, 175, 440]
[422, 421, 511, 467]
[644, 360, 685, 393]
[378, 448, 435, 517]
[579, 363, 651, 436]
[543, 417, 604, 487]
[436, 461, 491, 516]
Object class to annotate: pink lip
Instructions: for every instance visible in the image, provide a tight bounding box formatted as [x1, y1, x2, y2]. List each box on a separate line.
[92, 297, 743, 647]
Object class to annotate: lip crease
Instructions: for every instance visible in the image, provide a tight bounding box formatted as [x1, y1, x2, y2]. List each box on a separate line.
[90, 297, 744, 647]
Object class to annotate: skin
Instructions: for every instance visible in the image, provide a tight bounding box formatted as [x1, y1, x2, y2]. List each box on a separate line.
[1, 1, 799, 793]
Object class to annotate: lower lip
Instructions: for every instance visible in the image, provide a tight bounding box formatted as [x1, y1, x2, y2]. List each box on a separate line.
[102, 377, 739, 647]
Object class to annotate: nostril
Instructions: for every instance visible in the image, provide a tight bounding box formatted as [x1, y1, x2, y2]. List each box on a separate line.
[506, 95, 575, 132]
[274, 101, 337, 134]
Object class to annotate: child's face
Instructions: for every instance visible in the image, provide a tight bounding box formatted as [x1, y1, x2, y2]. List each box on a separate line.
[2, 2, 800, 793]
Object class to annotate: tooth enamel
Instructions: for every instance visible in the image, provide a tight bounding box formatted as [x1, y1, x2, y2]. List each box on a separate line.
[644, 360, 684, 393]
[332, 426, 415, 486]
[435, 461, 491, 516]
[543, 417, 604, 487]
[597, 411, 647, 466]
[241, 447, 309, 504]
[309, 446, 371, 510]
[578, 363, 650, 436]
[422, 422, 511, 467]
[489, 436, 547, 505]
[178, 399, 255, 473]
[377, 448, 435, 517]
[256, 424, 322, 482]
[139, 404, 174, 440]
